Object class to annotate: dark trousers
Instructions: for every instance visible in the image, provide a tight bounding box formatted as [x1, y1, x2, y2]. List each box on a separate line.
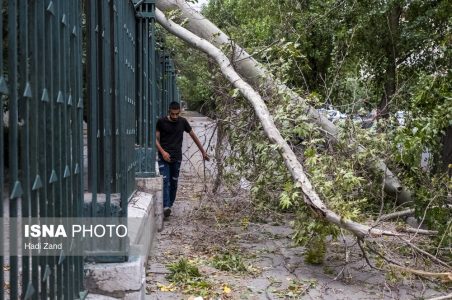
[158, 156, 181, 208]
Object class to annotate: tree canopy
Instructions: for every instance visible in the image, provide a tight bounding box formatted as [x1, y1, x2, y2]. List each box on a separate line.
[204, 0, 450, 111]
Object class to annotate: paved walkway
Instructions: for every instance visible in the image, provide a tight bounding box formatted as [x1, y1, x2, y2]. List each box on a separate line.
[145, 112, 445, 300]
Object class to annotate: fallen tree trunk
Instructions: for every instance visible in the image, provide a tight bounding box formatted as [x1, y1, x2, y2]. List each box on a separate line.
[155, 8, 398, 238]
[155, 0, 412, 205]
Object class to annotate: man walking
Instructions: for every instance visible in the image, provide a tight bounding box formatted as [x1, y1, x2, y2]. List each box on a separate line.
[156, 101, 209, 218]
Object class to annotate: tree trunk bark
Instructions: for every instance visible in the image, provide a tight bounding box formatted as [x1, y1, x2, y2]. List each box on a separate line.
[155, 0, 412, 205]
[155, 8, 398, 238]
[212, 120, 224, 194]
[377, 4, 402, 117]
[441, 126, 452, 172]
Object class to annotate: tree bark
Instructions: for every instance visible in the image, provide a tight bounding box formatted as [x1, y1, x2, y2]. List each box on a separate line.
[441, 126, 452, 172]
[155, 0, 412, 206]
[212, 120, 224, 194]
[377, 4, 402, 117]
[155, 8, 399, 238]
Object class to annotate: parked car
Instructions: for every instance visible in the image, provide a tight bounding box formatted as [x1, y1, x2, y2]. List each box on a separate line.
[317, 108, 347, 123]
[396, 110, 406, 126]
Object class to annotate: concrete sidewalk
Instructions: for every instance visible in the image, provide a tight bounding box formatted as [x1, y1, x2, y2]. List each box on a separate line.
[144, 112, 446, 300]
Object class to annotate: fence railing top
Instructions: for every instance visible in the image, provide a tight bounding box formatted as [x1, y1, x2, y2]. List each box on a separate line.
[132, 0, 155, 10]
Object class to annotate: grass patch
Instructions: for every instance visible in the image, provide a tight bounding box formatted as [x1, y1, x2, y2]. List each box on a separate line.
[167, 258, 201, 282]
[211, 251, 247, 272]
[166, 258, 212, 296]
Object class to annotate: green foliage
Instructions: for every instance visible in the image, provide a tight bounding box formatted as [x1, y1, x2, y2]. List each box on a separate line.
[166, 258, 212, 295]
[214, 80, 449, 262]
[204, 0, 451, 111]
[161, 34, 215, 113]
[215, 92, 384, 261]
[393, 73, 451, 168]
[304, 235, 326, 265]
[201, 0, 450, 249]
[211, 252, 247, 272]
[166, 258, 202, 282]
[389, 73, 451, 242]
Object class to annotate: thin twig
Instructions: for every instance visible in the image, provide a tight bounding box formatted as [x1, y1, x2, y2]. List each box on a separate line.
[435, 220, 451, 256]
[400, 238, 451, 269]
[334, 229, 351, 280]
[397, 227, 438, 235]
[357, 239, 382, 271]
[409, 195, 437, 241]
[365, 241, 403, 267]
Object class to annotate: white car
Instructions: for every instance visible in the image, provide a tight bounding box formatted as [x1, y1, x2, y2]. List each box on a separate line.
[317, 108, 347, 123]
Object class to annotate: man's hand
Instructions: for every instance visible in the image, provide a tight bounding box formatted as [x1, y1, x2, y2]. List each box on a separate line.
[202, 150, 210, 161]
[162, 151, 171, 162]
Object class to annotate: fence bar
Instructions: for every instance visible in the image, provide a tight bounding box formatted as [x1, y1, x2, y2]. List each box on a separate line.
[47, 0, 57, 296]
[39, 0, 50, 297]
[105, 0, 113, 216]
[68, 0, 76, 296]
[60, 0, 70, 297]
[0, 0, 5, 296]
[53, 0, 62, 296]
[149, 3, 157, 175]
[29, 1, 41, 298]
[113, 0, 120, 197]
[87, 0, 98, 217]
[8, 0, 20, 297]
[75, 0, 84, 293]
[18, 0, 33, 297]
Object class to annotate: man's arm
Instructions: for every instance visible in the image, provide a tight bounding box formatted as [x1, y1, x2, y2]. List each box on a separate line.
[188, 130, 209, 161]
[156, 130, 171, 162]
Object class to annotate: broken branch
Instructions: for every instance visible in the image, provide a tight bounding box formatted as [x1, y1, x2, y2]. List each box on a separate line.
[155, 7, 400, 239]
[379, 208, 415, 221]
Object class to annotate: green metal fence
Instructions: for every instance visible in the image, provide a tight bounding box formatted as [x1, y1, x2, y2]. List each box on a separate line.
[1, 0, 180, 298]
[86, 0, 138, 214]
[136, 0, 158, 177]
[158, 49, 180, 117]
[0, 0, 84, 298]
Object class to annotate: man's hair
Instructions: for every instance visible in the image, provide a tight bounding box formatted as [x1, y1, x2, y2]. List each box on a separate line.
[169, 101, 180, 110]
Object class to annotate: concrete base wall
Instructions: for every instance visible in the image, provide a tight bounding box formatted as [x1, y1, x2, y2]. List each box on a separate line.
[85, 177, 163, 299]
[136, 176, 163, 232]
[85, 255, 145, 299]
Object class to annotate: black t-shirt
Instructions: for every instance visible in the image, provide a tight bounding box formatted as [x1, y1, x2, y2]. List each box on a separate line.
[156, 116, 192, 161]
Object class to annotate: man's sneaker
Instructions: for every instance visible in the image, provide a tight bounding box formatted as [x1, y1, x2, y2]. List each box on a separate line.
[164, 207, 171, 218]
